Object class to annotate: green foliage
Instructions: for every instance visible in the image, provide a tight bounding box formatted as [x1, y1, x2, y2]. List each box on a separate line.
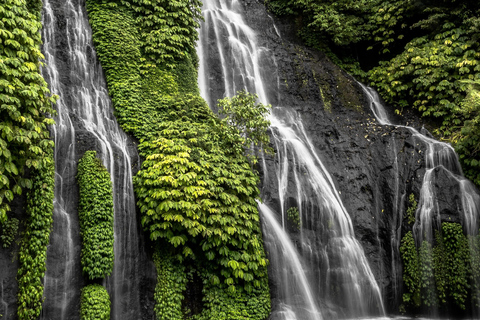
[287, 207, 300, 229]
[400, 231, 421, 308]
[80, 284, 111, 320]
[455, 80, 480, 185]
[0, 0, 56, 223]
[0, 216, 18, 248]
[401, 222, 479, 313]
[369, 26, 480, 135]
[406, 193, 417, 225]
[85, 0, 271, 314]
[218, 91, 272, 164]
[17, 150, 54, 320]
[153, 248, 188, 320]
[438, 222, 469, 309]
[121, 0, 202, 69]
[418, 241, 437, 307]
[191, 269, 271, 320]
[134, 120, 269, 287]
[76, 151, 114, 280]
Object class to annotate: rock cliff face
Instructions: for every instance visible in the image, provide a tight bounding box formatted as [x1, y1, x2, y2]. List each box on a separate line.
[234, 0, 478, 315]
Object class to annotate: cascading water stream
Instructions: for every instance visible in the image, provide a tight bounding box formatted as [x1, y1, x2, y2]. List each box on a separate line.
[361, 84, 480, 313]
[41, 1, 142, 318]
[361, 85, 479, 240]
[198, 0, 385, 318]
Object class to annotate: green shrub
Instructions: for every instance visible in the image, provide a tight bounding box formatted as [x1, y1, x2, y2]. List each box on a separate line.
[287, 207, 301, 229]
[76, 151, 114, 280]
[80, 284, 111, 320]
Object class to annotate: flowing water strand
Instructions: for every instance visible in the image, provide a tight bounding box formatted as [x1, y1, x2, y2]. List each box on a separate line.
[41, 0, 141, 318]
[360, 84, 478, 241]
[259, 202, 323, 320]
[361, 83, 480, 314]
[198, 1, 385, 317]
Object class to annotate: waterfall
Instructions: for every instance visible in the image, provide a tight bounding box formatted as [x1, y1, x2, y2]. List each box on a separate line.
[361, 84, 480, 314]
[198, 0, 385, 318]
[361, 85, 479, 241]
[41, 0, 142, 318]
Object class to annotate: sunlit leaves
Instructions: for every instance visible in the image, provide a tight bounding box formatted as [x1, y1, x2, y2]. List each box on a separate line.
[80, 284, 111, 320]
[0, 0, 56, 223]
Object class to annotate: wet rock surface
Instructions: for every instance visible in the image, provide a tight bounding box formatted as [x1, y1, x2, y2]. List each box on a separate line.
[236, 0, 479, 315]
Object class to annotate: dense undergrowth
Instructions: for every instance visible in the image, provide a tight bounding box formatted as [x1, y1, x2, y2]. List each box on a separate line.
[85, 0, 271, 318]
[0, 0, 56, 319]
[265, 0, 480, 186]
[77, 151, 114, 280]
[400, 222, 480, 314]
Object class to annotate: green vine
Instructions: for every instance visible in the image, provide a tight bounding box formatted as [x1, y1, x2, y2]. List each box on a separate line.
[401, 223, 479, 313]
[80, 284, 111, 320]
[153, 247, 188, 320]
[400, 231, 421, 308]
[76, 151, 114, 280]
[0, 216, 18, 248]
[16, 150, 54, 320]
[406, 193, 417, 225]
[0, 0, 57, 224]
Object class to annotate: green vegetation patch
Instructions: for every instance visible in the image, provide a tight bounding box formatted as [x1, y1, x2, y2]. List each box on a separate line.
[76, 150, 114, 280]
[0, 0, 56, 223]
[17, 150, 54, 320]
[80, 284, 111, 320]
[85, 0, 271, 318]
[400, 222, 480, 313]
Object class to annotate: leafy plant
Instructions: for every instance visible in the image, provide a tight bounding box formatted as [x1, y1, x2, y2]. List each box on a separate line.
[153, 247, 188, 320]
[405, 193, 417, 225]
[400, 231, 421, 308]
[17, 150, 54, 320]
[287, 207, 301, 229]
[76, 151, 114, 280]
[218, 91, 272, 164]
[85, 0, 271, 316]
[0, 0, 56, 224]
[80, 284, 111, 320]
[0, 216, 18, 248]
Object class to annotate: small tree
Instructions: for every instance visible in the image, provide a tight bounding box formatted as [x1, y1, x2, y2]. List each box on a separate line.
[218, 91, 273, 164]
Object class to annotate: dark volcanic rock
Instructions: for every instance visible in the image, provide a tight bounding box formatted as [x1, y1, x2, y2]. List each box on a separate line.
[234, 0, 480, 315]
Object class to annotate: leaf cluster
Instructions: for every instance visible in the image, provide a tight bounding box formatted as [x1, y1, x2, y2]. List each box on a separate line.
[400, 222, 479, 313]
[80, 284, 111, 320]
[405, 193, 417, 225]
[0, 216, 18, 248]
[76, 151, 115, 280]
[287, 206, 300, 229]
[153, 248, 188, 320]
[191, 267, 271, 320]
[121, 0, 202, 69]
[16, 150, 54, 320]
[0, 0, 56, 223]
